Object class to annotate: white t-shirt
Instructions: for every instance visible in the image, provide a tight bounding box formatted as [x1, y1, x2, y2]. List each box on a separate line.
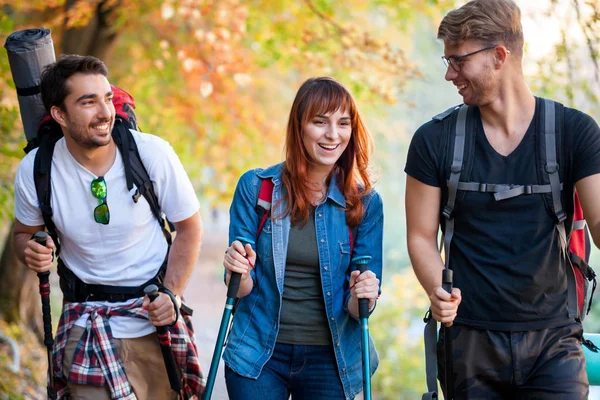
[14, 130, 200, 338]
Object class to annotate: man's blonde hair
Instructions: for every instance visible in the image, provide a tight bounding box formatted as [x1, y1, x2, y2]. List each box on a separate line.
[438, 0, 524, 57]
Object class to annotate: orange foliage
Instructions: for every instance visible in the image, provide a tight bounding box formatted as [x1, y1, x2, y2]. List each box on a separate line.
[2, 0, 452, 204]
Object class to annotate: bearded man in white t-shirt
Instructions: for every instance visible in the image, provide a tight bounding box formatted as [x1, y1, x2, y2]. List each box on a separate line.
[13, 54, 204, 399]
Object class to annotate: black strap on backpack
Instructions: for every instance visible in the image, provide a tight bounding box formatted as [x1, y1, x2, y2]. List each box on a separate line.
[34, 117, 171, 252]
[112, 118, 172, 244]
[33, 121, 64, 255]
[33, 116, 172, 301]
[422, 98, 578, 399]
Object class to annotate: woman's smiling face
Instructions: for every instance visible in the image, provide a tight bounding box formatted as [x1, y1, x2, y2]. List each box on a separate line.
[301, 107, 351, 174]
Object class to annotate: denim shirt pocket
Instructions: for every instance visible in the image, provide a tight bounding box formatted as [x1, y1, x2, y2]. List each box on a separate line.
[256, 219, 273, 266]
[337, 240, 352, 275]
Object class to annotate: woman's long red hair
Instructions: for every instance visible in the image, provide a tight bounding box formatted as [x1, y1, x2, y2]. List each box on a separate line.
[281, 77, 373, 227]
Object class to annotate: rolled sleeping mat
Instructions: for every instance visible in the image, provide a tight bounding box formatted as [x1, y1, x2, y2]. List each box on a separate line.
[4, 27, 55, 144]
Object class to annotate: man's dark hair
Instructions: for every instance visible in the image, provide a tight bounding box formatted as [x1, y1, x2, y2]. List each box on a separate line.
[40, 54, 108, 114]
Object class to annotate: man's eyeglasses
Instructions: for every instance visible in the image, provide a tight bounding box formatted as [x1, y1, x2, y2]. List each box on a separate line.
[442, 45, 498, 72]
[91, 176, 110, 225]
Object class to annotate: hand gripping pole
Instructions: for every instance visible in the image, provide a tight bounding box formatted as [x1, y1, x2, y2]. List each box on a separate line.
[33, 231, 56, 400]
[352, 255, 373, 400]
[144, 284, 183, 396]
[203, 236, 255, 400]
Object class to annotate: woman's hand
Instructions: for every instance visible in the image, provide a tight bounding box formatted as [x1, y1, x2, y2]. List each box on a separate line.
[349, 270, 380, 313]
[223, 240, 257, 282]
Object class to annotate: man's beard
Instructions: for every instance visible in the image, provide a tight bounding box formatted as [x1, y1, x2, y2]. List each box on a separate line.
[66, 119, 114, 149]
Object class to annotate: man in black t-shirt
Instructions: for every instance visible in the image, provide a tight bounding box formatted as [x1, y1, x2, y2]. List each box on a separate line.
[405, 0, 600, 398]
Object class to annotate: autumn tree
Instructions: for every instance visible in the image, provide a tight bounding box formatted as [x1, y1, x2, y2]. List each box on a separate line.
[0, 0, 454, 338]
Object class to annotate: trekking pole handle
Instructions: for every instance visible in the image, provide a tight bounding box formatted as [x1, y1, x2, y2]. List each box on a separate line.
[145, 284, 160, 301]
[33, 231, 53, 347]
[352, 255, 373, 319]
[442, 268, 453, 294]
[144, 284, 173, 336]
[144, 284, 166, 329]
[227, 236, 255, 299]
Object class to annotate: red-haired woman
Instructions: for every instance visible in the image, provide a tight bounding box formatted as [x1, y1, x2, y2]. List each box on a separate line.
[222, 77, 383, 400]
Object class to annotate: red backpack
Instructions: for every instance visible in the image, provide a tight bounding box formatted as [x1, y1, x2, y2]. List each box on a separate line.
[570, 190, 596, 317]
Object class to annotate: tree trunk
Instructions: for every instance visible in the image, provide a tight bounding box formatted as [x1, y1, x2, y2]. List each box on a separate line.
[0, 222, 44, 341]
[0, 0, 124, 343]
[62, 0, 121, 62]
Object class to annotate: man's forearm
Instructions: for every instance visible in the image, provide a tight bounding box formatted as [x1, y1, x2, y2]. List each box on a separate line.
[163, 214, 203, 295]
[13, 232, 31, 265]
[13, 220, 44, 265]
[590, 221, 600, 250]
[408, 235, 445, 296]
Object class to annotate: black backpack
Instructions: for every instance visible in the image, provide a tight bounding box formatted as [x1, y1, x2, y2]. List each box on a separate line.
[28, 86, 173, 302]
[421, 98, 597, 399]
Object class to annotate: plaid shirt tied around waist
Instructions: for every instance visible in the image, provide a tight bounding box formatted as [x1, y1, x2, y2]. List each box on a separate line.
[52, 298, 204, 399]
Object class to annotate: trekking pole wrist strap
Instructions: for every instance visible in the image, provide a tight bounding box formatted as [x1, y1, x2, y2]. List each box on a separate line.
[159, 286, 181, 327]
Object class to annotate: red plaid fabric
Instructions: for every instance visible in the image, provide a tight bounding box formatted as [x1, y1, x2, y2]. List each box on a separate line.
[52, 298, 204, 399]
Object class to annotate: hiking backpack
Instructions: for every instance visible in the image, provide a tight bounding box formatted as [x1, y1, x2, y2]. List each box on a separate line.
[421, 98, 597, 399]
[27, 86, 174, 302]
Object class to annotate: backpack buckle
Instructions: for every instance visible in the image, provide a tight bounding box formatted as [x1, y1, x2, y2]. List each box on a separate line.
[478, 183, 487, 192]
[442, 206, 453, 220]
[450, 164, 462, 174]
[423, 308, 432, 323]
[556, 210, 567, 223]
[524, 185, 533, 195]
[545, 163, 559, 174]
[132, 183, 147, 203]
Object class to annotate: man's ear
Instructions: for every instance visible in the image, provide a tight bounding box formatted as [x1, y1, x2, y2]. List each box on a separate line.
[494, 46, 511, 69]
[50, 105, 67, 127]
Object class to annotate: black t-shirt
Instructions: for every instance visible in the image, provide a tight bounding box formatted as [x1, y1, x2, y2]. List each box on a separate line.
[405, 97, 600, 330]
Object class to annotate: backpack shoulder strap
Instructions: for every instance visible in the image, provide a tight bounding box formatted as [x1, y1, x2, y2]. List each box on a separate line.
[442, 104, 469, 267]
[541, 98, 567, 225]
[255, 178, 274, 239]
[33, 123, 63, 255]
[432, 104, 461, 122]
[539, 98, 578, 319]
[112, 118, 135, 192]
[349, 224, 358, 257]
[112, 122, 172, 244]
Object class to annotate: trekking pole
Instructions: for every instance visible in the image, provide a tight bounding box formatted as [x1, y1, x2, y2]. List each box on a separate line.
[442, 269, 454, 400]
[33, 231, 57, 400]
[144, 284, 183, 397]
[203, 236, 255, 400]
[352, 255, 373, 400]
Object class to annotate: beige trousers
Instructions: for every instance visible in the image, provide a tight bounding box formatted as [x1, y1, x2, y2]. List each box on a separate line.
[63, 325, 178, 400]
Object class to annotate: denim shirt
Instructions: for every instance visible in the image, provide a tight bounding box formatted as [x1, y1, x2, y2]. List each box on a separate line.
[223, 163, 384, 400]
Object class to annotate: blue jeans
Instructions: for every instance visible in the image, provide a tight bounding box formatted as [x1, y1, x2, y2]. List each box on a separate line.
[225, 342, 346, 400]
